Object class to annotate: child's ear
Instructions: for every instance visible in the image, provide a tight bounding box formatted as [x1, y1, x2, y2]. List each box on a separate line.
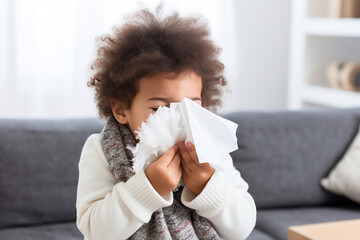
[111, 98, 129, 125]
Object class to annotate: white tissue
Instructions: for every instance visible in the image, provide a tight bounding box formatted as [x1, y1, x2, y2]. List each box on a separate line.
[127, 97, 238, 173]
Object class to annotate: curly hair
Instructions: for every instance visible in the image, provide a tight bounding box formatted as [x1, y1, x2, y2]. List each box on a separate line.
[88, 6, 227, 119]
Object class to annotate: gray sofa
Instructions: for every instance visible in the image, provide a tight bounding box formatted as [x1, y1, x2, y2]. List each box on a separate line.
[1, 107, 360, 240]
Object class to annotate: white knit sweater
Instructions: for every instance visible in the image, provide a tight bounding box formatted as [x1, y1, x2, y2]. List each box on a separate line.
[76, 134, 257, 240]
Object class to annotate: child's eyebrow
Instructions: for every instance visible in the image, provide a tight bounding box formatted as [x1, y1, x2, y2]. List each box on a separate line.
[146, 97, 202, 102]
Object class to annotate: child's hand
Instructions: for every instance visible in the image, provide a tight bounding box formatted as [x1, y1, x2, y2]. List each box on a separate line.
[177, 141, 215, 195]
[145, 145, 182, 197]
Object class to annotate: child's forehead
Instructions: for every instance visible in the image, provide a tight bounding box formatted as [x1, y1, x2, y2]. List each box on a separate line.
[139, 70, 201, 85]
[137, 71, 202, 101]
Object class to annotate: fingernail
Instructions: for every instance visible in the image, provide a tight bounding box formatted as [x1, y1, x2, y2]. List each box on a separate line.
[185, 142, 192, 148]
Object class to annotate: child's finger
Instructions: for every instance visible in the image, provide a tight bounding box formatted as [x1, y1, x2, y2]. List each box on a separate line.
[182, 167, 188, 179]
[175, 163, 182, 180]
[177, 142, 197, 169]
[168, 151, 181, 169]
[159, 145, 178, 166]
[185, 142, 200, 165]
[180, 156, 192, 173]
[200, 162, 212, 168]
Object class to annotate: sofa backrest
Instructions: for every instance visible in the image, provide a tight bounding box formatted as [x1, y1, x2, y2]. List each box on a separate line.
[2, 108, 360, 227]
[0, 118, 104, 229]
[223, 107, 360, 209]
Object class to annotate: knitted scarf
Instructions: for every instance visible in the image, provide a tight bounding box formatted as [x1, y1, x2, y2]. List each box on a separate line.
[100, 116, 220, 240]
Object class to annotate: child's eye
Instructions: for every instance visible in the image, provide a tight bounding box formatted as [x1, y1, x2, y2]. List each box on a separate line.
[151, 107, 158, 111]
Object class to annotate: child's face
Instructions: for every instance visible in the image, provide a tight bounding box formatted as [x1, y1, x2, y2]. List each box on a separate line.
[112, 70, 202, 139]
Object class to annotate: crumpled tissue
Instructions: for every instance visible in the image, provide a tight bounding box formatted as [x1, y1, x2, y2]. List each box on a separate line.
[127, 97, 238, 174]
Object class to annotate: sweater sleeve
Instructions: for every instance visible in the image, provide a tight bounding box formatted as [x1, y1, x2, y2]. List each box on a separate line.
[76, 134, 173, 240]
[181, 158, 257, 240]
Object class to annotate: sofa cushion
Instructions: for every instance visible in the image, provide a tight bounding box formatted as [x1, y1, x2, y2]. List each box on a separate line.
[0, 119, 104, 228]
[255, 204, 360, 240]
[223, 107, 360, 208]
[321, 123, 360, 203]
[0, 221, 83, 240]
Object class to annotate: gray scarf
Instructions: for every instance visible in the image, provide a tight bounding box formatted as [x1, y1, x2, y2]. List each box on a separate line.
[100, 116, 220, 240]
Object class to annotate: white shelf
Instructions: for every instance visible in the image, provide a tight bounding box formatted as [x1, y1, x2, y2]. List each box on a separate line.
[287, 0, 360, 109]
[305, 18, 360, 37]
[303, 85, 360, 108]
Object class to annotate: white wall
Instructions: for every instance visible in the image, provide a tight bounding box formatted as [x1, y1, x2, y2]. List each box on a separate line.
[220, 0, 291, 114]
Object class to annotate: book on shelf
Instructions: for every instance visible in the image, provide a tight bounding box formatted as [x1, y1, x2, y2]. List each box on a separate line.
[328, 0, 360, 18]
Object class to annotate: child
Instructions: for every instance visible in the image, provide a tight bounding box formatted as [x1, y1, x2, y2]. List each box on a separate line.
[76, 6, 256, 240]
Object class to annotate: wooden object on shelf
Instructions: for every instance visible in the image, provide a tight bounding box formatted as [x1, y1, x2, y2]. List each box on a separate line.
[342, 0, 360, 18]
[288, 219, 360, 240]
[326, 61, 360, 92]
[340, 62, 360, 91]
[328, 0, 360, 18]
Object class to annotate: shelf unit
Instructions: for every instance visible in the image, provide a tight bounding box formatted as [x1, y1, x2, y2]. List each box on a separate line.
[303, 85, 360, 107]
[287, 0, 360, 109]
